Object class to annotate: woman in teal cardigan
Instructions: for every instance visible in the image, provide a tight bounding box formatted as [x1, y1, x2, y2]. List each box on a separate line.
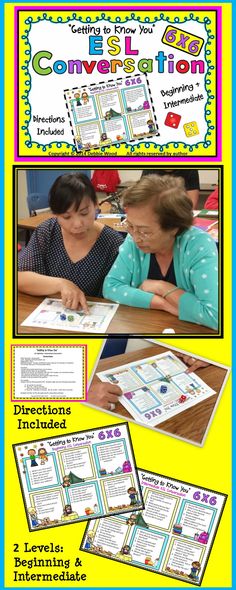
[103, 175, 218, 330]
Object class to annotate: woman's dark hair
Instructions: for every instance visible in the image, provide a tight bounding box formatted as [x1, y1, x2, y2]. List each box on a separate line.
[49, 173, 97, 214]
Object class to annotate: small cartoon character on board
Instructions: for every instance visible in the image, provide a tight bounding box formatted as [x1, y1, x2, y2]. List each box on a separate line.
[85, 530, 95, 549]
[115, 545, 132, 562]
[126, 512, 149, 528]
[62, 475, 71, 488]
[99, 133, 112, 146]
[147, 119, 155, 132]
[61, 504, 78, 521]
[81, 91, 89, 105]
[189, 561, 201, 581]
[127, 486, 139, 505]
[75, 134, 83, 150]
[28, 449, 38, 467]
[38, 448, 48, 465]
[74, 92, 82, 106]
[28, 507, 40, 527]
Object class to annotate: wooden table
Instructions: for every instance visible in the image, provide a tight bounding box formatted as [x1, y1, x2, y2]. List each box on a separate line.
[18, 211, 54, 230]
[17, 293, 217, 335]
[89, 344, 227, 445]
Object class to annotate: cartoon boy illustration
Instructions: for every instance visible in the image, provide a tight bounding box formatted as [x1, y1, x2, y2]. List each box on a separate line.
[28, 449, 38, 467]
[74, 92, 82, 106]
[62, 475, 71, 488]
[115, 545, 132, 562]
[61, 504, 78, 521]
[127, 486, 139, 505]
[99, 133, 112, 146]
[147, 119, 155, 132]
[189, 561, 201, 580]
[126, 512, 149, 528]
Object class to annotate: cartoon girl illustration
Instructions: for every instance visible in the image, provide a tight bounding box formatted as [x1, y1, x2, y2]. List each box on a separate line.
[75, 134, 83, 150]
[85, 531, 95, 549]
[38, 448, 48, 465]
[28, 507, 40, 527]
[81, 91, 89, 105]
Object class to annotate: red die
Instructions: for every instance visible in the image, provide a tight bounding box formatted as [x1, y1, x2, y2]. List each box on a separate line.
[164, 112, 181, 129]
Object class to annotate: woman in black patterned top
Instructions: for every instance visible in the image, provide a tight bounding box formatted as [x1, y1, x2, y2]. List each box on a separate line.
[18, 173, 123, 311]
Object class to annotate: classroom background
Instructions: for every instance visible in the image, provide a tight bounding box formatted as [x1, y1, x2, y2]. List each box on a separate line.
[17, 168, 219, 218]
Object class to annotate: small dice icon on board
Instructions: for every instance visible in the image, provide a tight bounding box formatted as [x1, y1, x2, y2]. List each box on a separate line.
[164, 112, 181, 129]
[184, 121, 199, 137]
[160, 385, 168, 394]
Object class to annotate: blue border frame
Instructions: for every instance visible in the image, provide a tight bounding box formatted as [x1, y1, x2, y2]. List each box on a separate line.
[93, 438, 129, 475]
[129, 525, 169, 570]
[175, 499, 217, 538]
[124, 386, 162, 415]
[101, 115, 129, 142]
[121, 84, 148, 113]
[1, 0, 4, 585]
[70, 94, 99, 126]
[132, 363, 164, 383]
[23, 452, 61, 491]
[65, 480, 104, 518]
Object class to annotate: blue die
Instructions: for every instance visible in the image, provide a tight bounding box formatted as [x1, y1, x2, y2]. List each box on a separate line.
[160, 385, 168, 394]
[60, 314, 67, 321]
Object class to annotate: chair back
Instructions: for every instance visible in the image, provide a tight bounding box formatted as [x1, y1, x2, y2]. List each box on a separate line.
[27, 193, 49, 216]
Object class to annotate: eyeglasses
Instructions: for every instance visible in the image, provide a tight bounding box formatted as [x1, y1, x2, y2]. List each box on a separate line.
[123, 221, 155, 239]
